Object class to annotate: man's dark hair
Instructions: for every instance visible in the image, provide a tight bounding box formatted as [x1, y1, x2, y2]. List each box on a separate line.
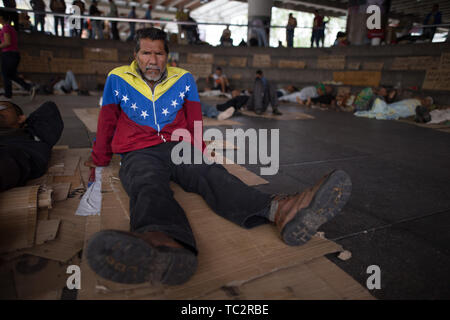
[0, 101, 24, 116]
[256, 70, 263, 76]
[134, 27, 169, 54]
[216, 67, 222, 71]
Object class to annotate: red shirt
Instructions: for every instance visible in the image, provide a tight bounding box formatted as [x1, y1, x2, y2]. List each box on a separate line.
[0, 24, 19, 52]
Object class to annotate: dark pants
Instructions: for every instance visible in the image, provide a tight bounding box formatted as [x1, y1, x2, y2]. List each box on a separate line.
[118, 142, 272, 253]
[216, 95, 249, 111]
[247, 78, 278, 113]
[34, 14, 46, 32]
[286, 29, 294, 47]
[311, 29, 320, 47]
[1, 51, 31, 98]
[54, 16, 65, 36]
[111, 21, 120, 40]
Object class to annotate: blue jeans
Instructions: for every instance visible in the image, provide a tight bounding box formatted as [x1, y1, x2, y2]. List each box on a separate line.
[201, 102, 219, 118]
[53, 70, 78, 92]
[118, 142, 272, 253]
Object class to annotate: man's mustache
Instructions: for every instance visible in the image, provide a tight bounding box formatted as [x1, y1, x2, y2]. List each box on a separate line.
[146, 66, 160, 71]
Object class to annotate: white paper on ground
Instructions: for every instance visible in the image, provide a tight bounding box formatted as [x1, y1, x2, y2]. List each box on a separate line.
[429, 109, 450, 124]
[75, 167, 103, 216]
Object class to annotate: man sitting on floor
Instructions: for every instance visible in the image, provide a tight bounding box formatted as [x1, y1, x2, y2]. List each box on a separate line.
[207, 67, 230, 93]
[83, 27, 352, 286]
[246, 70, 282, 115]
[0, 100, 64, 191]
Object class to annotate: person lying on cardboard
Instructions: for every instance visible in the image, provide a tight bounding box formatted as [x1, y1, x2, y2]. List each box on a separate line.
[0, 100, 63, 192]
[84, 27, 353, 286]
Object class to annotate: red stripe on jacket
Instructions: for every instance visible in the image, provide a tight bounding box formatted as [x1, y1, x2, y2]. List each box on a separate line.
[92, 99, 205, 167]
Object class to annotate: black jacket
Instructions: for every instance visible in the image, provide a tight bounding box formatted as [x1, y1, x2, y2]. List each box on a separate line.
[0, 101, 64, 179]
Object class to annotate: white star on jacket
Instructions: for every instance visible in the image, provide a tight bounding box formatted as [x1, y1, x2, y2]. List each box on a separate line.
[122, 95, 129, 103]
[179, 91, 185, 99]
[162, 108, 169, 116]
[114, 90, 119, 97]
[171, 100, 178, 108]
[141, 110, 149, 119]
[185, 85, 190, 92]
[131, 103, 138, 111]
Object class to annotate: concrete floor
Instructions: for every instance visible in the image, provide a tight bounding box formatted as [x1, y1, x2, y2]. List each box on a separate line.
[12, 93, 450, 300]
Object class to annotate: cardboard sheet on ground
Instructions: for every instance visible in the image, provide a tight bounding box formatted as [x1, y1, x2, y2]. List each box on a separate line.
[0, 186, 39, 253]
[23, 197, 87, 262]
[201, 256, 374, 300]
[78, 159, 344, 299]
[240, 109, 315, 121]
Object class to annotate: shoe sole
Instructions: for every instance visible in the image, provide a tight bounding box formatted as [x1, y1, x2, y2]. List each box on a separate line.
[86, 230, 197, 285]
[281, 170, 352, 246]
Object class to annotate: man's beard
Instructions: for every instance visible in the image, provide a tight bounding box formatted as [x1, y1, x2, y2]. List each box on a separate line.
[142, 65, 164, 82]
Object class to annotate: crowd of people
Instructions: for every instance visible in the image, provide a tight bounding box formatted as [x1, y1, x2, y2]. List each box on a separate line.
[2, 2, 447, 46]
[2, 0, 155, 41]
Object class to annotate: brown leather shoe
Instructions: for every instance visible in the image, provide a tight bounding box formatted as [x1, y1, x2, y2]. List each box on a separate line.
[86, 230, 197, 285]
[274, 170, 352, 246]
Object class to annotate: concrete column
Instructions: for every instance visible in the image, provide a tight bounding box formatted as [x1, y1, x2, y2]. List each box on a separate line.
[247, 0, 273, 47]
[346, 0, 390, 45]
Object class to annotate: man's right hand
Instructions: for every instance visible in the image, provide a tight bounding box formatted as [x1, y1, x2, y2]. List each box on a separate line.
[84, 156, 97, 168]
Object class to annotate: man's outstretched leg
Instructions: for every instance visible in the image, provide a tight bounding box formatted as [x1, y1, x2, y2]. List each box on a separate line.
[171, 143, 352, 246]
[85, 144, 198, 285]
[271, 170, 352, 245]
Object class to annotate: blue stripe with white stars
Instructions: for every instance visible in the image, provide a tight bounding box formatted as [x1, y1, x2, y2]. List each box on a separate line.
[102, 73, 198, 132]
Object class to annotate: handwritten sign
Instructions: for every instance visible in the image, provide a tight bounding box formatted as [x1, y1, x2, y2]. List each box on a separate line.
[252, 54, 271, 68]
[179, 63, 212, 79]
[333, 71, 381, 87]
[187, 53, 214, 64]
[362, 62, 384, 70]
[84, 48, 118, 61]
[317, 55, 345, 70]
[278, 60, 306, 69]
[229, 57, 247, 67]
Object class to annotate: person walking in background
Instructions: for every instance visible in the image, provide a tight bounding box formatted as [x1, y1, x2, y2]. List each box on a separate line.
[108, 0, 119, 40]
[30, 0, 46, 32]
[0, 10, 36, 101]
[126, 5, 136, 42]
[89, 0, 103, 40]
[286, 13, 297, 48]
[50, 0, 66, 37]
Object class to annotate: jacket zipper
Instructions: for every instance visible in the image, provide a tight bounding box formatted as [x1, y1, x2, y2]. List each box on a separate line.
[125, 71, 178, 143]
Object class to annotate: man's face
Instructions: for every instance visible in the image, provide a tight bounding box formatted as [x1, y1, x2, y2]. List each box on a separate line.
[0, 102, 25, 128]
[215, 69, 222, 76]
[134, 38, 168, 82]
